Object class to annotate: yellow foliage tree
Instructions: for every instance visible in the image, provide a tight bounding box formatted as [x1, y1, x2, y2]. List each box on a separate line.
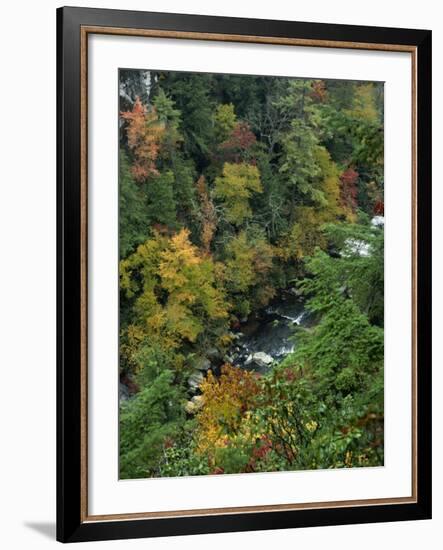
[278, 147, 348, 260]
[120, 229, 231, 362]
[225, 231, 275, 316]
[195, 365, 261, 460]
[347, 83, 380, 123]
[214, 103, 237, 143]
[214, 163, 262, 225]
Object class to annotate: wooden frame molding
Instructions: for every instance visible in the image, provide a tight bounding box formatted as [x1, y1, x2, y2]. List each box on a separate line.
[81, 25, 417, 52]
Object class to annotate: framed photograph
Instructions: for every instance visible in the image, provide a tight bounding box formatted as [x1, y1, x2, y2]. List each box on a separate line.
[57, 6, 432, 543]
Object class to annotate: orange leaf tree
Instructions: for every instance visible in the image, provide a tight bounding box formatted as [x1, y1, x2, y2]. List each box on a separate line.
[121, 96, 165, 181]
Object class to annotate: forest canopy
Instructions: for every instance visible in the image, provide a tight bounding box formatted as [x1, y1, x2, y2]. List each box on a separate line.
[118, 69, 384, 479]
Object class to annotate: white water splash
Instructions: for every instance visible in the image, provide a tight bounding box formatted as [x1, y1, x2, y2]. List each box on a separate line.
[278, 312, 305, 325]
[371, 215, 384, 227]
[343, 238, 371, 258]
[274, 344, 295, 357]
[265, 308, 305, 325]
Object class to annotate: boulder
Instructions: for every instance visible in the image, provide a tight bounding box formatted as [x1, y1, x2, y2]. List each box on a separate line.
[206, 347, 222, 361]
[119, 382, 130, 402]
[252, 351, 274, 368]
[195, 357, 211, 371]
[288, 286, 303, 297]
[188, 370, 205, 390]
[185, 395, 204, 414]
[371, 215, 384, 228]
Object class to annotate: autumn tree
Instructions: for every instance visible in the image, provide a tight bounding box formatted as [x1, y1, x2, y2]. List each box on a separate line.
[277, 147, 346, 261]
[214, 162, 262, 226]
[213, 103, 237, 143]
[195, 365, 261, 471]
[340, 167, 359, 216]
[224, 229, 275, 317]
[218, 121, 257, 163]
[120, 96, 165, 181]
[348, 83, 380, 123]
[118, 69, 386, 478]
[120, 229, 230, 355]
[309, 80, 328, 103]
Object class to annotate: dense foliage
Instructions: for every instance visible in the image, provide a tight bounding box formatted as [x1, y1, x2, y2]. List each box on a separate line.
[118, 70, 384, 478]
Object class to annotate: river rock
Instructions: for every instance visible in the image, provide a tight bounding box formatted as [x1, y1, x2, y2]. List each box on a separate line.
[185, 395, 204, 414]
[119, 382, 130, 402]
[288, 286, 303, 297]
[371, 215, 384, 227]
[206, 347, 222, 361]
[194, 357, 211, 371]
[252, 351, 274, 368]
[188, 370, 205, 390]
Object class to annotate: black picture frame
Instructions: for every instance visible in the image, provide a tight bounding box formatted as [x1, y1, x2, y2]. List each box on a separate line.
[57, 6, 432, 543]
